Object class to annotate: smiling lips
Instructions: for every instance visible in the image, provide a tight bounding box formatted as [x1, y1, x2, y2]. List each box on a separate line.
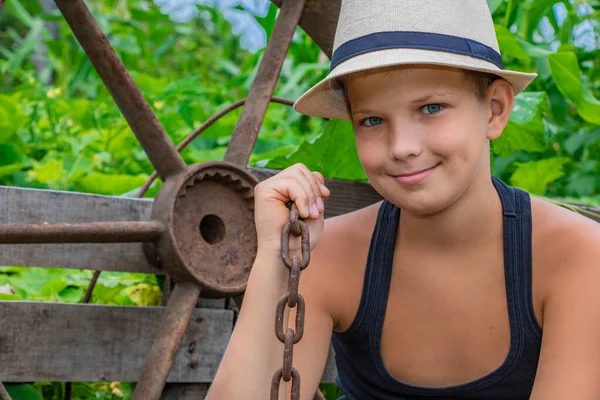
[392, 164, 438, 185]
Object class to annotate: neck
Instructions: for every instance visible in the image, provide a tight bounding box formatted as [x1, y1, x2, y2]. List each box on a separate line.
[397, 173, 503, 253]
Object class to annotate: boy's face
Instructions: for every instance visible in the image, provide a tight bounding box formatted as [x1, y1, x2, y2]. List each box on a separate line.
[345, 65, 499, 215]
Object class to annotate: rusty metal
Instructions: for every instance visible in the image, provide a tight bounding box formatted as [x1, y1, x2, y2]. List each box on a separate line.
[288, 257, 301, 307]
[283, 329, 295, 381]
[271, 203, 310, 399]
[137, 97, 295, 198]
[281, 222, 311, 270]
[270, 0, 341, 58]
[0, 382, 12, 400]
[132, 282, 202, 400]
[225, 0, 307, 167]
[0, 221, 163, 244]
[271, 368, 301, 400]
[82, 98, 298, 339]
[83, 271, 101, 303]
[151, 161, 259, 295]
[275, 293, 305, 343]
[54, 0, 186, 181]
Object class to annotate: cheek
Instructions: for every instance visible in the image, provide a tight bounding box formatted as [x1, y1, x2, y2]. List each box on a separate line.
[355, 134, 385, 172]
[430, 115, 486, 162]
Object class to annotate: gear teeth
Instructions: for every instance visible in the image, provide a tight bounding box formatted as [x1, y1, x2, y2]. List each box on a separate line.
[178, 167, 256, 205]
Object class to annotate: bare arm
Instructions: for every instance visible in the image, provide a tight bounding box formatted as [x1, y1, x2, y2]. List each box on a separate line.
[529, 221, 600, 399]
[207, 251, 333, 399]
[207, 164, 334, 399]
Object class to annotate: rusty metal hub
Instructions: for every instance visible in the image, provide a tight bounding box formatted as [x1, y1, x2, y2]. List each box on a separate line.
[152, 161, 259, 296]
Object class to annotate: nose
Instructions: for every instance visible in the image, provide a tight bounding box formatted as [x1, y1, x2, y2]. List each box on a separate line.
[388, 122, 423, 160]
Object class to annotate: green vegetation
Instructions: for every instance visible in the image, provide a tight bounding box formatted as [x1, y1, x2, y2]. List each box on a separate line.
[0, 0, 598, 398]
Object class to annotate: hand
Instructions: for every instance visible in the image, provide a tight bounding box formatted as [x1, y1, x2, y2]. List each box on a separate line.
[253, 163, 331, 256]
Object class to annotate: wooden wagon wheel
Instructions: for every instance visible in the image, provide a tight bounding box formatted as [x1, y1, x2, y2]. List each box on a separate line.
[0, 1, 349, 399]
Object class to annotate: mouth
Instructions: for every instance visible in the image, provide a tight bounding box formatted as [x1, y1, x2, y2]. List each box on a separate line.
[391, 163, 440, 185]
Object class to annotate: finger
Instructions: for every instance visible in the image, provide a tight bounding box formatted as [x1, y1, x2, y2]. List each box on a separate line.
[319, 184, 331, 199]
[294, 171, 320, 219]
[312, 171, 325, 185]
[299, 168, 325, 215]
[275, 177, 312, 219]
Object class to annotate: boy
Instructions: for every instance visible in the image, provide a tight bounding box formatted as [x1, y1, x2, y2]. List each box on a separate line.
[208, 0, 600, 398]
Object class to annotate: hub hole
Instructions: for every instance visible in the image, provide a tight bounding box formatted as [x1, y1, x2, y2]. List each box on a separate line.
[200, 214, 226, 244]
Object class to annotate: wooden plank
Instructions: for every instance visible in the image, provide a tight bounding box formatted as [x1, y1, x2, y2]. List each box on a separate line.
[0, 302, 233, 383]
[0, 172, 383, 273]
[0, 186, 160, 274]
[2, 172, 596, 274]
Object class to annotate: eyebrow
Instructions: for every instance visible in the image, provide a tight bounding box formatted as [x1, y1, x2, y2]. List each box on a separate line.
[352, 109, 376, 116]
[352, 92, 455, 115]
[410, 92, 453, 104]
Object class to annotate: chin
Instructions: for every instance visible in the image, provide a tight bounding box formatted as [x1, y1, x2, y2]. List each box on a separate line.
[371, 179, 459, 216]
[392, 195, 451, 216]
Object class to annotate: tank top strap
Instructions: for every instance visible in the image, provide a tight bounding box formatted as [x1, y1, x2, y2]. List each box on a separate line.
[492, 176, 542, 343]
[336, 200, 400, 340]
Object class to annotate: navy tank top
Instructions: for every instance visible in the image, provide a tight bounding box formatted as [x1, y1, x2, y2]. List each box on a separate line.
[332, 177, 542, 399]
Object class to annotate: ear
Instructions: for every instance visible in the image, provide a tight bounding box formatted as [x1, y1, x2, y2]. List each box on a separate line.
[486, 79, 514, 140]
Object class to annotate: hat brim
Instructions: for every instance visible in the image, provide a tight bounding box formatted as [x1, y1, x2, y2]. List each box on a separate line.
[294, 48, 537, 120]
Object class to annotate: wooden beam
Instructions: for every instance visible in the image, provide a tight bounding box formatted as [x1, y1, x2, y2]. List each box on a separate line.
[0, 171, 381, 273]
[0, 186, 159, 274]
[1, 171, 597, 273]
[0, 302, 233, 383]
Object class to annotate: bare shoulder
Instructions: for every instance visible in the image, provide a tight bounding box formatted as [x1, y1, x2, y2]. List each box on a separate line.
[532, 196, 600, 258]
[300, 201, 382, 329]
[531, 196, 600, 291]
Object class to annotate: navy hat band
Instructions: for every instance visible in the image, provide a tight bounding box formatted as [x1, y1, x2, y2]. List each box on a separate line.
[330, 31, 505, 72]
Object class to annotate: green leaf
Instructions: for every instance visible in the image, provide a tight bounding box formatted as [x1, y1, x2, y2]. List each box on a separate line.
[495, 25, 530, 60]
[515, 38, 552, 58]
[130, 71, 170, 94]
[510, 157, 570, 194]
[125, 283, 162, 306]
[5, 0, 35, 27]
[486, 0, 503, 15]
[0, 95, 27, 143]
[0, 144, 27, 166]
[566, 174, 597, 197]
[251, 144, 299, 167]
[266, 120, 367, 181]
[27, 158, 67, 186]
[59, 286, 84, 303]
[40, 278, 69, 299]
[0, 163, 23, 178]
[548, 51, 600, 125]
[5, 383, 42, 400]
[493, 92, 548, 156]
[0, 293, 23, 300]
[563, 129, 600, 155]
[78, 173, 148, 195]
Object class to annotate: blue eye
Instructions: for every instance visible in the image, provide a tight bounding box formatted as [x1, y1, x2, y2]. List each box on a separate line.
[362, 117, 384, 127]
[422, 104, 443, 115]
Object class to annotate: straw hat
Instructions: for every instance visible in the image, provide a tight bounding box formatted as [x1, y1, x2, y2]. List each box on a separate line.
[293, 0, 537, 120]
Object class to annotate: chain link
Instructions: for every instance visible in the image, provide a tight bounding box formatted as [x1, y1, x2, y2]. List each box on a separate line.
[271, 203, 310, 400]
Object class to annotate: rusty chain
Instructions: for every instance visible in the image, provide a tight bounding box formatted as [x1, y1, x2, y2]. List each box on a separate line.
[270, 202, 311, 400]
